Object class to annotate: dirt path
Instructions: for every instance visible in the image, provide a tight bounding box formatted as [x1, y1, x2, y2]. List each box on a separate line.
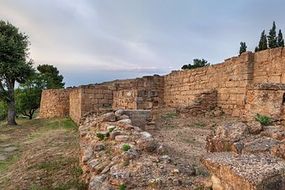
[0, 118, 86, 190]
[151, 109, 239, 187]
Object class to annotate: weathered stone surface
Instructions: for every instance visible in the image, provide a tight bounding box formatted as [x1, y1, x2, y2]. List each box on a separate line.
[40, 48, 285, 122]
[271, 143, 285, 159]
[206, 122, 249, 152]
[247, 121, 263, 135]
[101, 112, 116, 122]
[243, 137, 280, 154]
[202, 152, 285, 190]
[114, 135, 129, 142]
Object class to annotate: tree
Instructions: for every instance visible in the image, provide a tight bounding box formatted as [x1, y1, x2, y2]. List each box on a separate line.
[37, 64, 64, 89]
[0, 21, 34, 125]
[181, 59, 210, 70]
[239, 42, 247, 55]
[15, 74, 45, 119]
[268, 21, 277, 48]
[255, 30, 268, 52]
[277, 29, 284, 47]
[15, 64, 65, 119]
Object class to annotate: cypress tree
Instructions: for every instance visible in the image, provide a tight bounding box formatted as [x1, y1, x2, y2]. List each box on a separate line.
[239, 42, 247, 55]
[256, 30, 268, 52]
[277, 29, 284, 47]
[268, 21, 277, 48]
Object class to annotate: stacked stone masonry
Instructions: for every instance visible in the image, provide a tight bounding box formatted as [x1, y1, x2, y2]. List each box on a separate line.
[40, 48, 285, 122]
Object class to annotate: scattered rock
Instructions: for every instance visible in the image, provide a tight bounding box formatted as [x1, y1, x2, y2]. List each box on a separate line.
[102, 112, 116, 122]
[114, 135, 129, 142]
[115, 109, 124, 117]
[89, 175, 107, 190]
[247, 121, 263, 135]
[94, 143, 105, 151]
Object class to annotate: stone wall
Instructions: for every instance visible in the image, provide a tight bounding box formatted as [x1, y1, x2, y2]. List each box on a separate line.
[245, 83, 285, 120]
[253, 48, 285, 83]
[69, 85, 113, 124]
[112, 75, 164, 110]
[39, 48, 285, 122]
[164, 52, 253, 117]
[112, 90, 138, 109]
[39, 88, 72, 118]
[69, 88, 82, 124]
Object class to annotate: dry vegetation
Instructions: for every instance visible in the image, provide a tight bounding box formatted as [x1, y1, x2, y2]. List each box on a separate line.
[0, 118, 86, 190]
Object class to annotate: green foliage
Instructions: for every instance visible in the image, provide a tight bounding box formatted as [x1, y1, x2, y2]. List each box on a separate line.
[181, 59, 210, 70]
[0, 20, 34, 124]
[255, 30, 268, 52]
[277, 29, 284, 47]
[122, 144, 131, 152]
[255, 114, 272, 126]
[15, 64, 65, 120]
[0, 101, 7, 120]
[96, 132, 106, 141]
[119, 184, 126, 190]
[37, 64, 65, 89]
[239, 42, 247, 55]
[268, 21, 277, 48]
[15, 74, 44, 119]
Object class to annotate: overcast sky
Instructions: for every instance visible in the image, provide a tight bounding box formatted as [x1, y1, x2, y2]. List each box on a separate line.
[1, 0, 285, 86]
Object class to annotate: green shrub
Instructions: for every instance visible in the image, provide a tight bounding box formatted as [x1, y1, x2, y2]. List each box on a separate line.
[255, 114, 272, 126]
[122, 144, 131, 152]
[0, 101, 7, 121]
[96, 132, 106, 141]
[119, 184, 126, 190]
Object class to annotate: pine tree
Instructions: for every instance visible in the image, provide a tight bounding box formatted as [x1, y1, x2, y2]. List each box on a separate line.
[277, 29, 284, 47]
[268, 21, 277, 48]
[239, 42, 247, 55]
[256, 30, 268, 52]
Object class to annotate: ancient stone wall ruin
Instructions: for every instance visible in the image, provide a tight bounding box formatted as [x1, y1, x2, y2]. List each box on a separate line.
[39, 88, 73, 118]
[39, 48, 285, 122]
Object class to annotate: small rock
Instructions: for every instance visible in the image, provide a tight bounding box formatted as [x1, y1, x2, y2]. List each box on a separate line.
[82, 146, 93, 162]
[117, 119, 132, 125]
[159, 155, 172, 163]
[115, 135, 129, 142]
[247, 121, 263, 135]
[102, 112, 116, 122]
[110, 131, 122, 140]
[89, 175, 107, 190]
[118, 114, 129, 120]
[94, 143, 105, 151]
[140, 131, 152, 138]
[115, 109, 124, 117]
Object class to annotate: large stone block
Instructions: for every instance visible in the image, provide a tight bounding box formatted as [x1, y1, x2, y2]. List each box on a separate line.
[202, 152, 285, 190]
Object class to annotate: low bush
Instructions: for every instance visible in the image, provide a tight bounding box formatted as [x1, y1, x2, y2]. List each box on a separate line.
[255, 114, 272, 126]
[122, 144, 131, 152]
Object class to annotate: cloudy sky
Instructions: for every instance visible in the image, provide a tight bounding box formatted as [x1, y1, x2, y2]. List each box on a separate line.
[1, 0, 285, 86]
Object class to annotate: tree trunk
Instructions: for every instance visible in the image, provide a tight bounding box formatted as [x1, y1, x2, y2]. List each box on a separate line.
[7, 80, 17, 125]
[7, 100, 17, 125]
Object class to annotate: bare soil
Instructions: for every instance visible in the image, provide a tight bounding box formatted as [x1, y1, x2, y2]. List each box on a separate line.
[151, 108, 239, 188]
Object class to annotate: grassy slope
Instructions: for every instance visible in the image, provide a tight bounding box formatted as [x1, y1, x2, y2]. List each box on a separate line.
[0, 118, 86, 190]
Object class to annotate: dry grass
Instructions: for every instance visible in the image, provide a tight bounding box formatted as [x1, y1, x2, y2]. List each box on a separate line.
[0, 118, 87, 190]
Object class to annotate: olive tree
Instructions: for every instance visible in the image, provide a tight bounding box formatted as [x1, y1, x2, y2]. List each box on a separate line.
[0, 21, 33, 125]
